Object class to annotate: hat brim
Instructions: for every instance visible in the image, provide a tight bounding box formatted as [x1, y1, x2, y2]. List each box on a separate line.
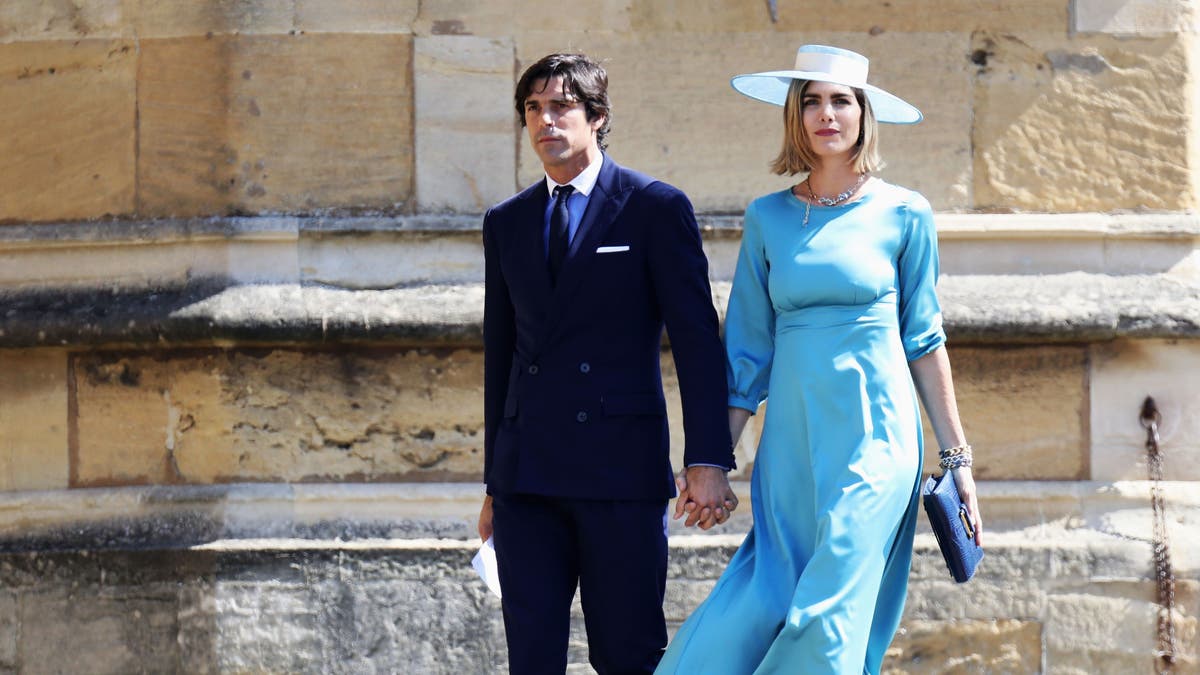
[730, 71, 922, 124]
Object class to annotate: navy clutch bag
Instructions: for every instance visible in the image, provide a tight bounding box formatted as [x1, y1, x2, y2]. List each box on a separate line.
[922, 471, 983, 583]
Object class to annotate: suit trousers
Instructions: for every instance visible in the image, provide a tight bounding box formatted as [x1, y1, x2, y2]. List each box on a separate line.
[492, 493, 669, 674]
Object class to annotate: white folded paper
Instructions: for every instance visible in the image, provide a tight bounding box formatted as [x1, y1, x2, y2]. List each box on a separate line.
[472, 536, 503, 599]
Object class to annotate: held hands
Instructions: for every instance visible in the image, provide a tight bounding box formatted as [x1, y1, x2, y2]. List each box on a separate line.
[951, 466, 983, 545]
[673, 466, 739, 530]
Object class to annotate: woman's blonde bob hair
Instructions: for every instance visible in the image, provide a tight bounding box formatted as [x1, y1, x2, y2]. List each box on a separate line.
[770, 79, 883, 176]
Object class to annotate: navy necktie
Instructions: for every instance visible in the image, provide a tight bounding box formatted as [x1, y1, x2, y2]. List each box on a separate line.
[548, 185, 574, 284]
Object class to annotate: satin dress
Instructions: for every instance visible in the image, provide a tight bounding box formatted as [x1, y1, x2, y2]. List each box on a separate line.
[656, 182, 946, 675]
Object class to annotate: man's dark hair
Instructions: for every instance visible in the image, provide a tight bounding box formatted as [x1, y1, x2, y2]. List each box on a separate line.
[514, 53, 612, 150]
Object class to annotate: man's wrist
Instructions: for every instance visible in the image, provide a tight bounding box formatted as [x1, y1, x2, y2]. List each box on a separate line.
[686, 463, 731, 472]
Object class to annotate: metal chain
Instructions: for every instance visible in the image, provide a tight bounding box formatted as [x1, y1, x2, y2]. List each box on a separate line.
[1140, 396, 1178, 673]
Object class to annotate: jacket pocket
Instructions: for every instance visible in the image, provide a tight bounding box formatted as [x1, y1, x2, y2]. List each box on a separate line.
[602, 392, 666, 417]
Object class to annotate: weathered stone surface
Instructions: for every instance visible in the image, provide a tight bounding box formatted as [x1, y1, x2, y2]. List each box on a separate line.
[294, 0, 420, 34]
[0, 39, 136, 223]
[0, 591, 15, 670]
[131, 0, 294, 38]
[516, 31, 972, 211]
[138, 34, 413, 218]
[1074, 0, 1198, 36]
[0, 0, 126, 43]
[935, 272, 1200, 342]
[884, 619, 1042, 674]
[410, 0, 1069, 35]
[2, 271, 1199, 352]
[413, 0, 633, 36]
[1090, 339, 1200, 481]
[625, 0, 1069, 33]
[414, 35, 516, 212]
[0, 350, 68, 491]
[925, 346, 1087, 480]
[973, 32, 1194, 211]
[19, 587, 183, 673]
[73, 348, 486, 485]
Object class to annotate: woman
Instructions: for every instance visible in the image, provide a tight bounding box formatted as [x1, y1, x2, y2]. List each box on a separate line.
[658, 45, 981, 674]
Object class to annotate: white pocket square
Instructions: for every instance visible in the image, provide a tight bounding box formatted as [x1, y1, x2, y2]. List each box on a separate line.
[596, 245, 630, 254]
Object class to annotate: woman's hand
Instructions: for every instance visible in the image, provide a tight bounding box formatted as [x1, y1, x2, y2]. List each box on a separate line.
[951, 466, 982, 545]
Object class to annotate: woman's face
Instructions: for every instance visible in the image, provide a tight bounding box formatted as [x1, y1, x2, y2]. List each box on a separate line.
[801, 81, 862, 163]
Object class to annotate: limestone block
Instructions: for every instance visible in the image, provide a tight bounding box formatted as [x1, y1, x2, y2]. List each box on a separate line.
[130, 0, 294, 38]
[1074, 0, 1197, 36]
[413, 0, 633, 36]
[411, 0, 1067, 35]
[0, 0, 126, 43]
[1045, 589, 1162, 668]
[299, 231, 485, 287]
[18, 587, 181, 674]
[0, 39, 136, 222]
[884, 619, 1042, 674]
[1091, 339, 1200, 481]
[204, 581, 322, 672]
[0, 350, 68, 491]
[972, 32, 1194, 211]
[516, 32, 971, 212]
[295, 0, 420, 34]
[414, 36, 516, 212]
[921, 346, 1088, 480]
[73, 348, 487, 485]
[73, 352, 227, 486]
[138, 34, 413, 218]
[0, 591, 14, 669]
[626, 0, 1069, 34]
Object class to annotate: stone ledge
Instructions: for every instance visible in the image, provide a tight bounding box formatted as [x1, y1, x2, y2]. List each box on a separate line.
[2, 212, 1198, 244]
[0, 481, 1196, 572]
[1, 271, 1198, 348]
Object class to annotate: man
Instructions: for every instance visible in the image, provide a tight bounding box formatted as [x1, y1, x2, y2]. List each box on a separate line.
[477, 52, 738, 674]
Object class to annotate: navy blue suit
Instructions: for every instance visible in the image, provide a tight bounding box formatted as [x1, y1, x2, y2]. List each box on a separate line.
[483, 155, 733, 673]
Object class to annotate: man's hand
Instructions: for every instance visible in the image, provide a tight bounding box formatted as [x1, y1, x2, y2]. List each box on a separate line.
[673, 466, 738, 530]
[478, 495, 494, 541]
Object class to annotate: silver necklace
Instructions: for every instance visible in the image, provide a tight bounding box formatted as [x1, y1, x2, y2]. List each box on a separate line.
[800, 173, 868, 226]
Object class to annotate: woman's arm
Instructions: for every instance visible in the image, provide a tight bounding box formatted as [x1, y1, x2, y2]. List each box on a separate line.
[909, 346, 983, 543]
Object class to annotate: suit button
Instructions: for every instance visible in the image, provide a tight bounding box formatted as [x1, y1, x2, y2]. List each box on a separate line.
[579, 362, 591, 374]
[528, 365, 539, 375]
[576, 411, 588, 423]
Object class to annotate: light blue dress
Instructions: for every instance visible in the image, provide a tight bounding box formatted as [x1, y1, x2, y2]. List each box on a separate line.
[657, 182, 946, 675]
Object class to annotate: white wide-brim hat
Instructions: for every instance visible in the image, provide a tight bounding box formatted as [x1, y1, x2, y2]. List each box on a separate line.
[731, 44, 922, 124]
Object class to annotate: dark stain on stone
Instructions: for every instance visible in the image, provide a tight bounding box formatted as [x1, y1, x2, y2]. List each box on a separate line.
[245, 183, 267, 198]
[84, 360, 141, 387]
[247, 99, 261, 117]
[970, 49, 990, 67]
[431, 20, 470, 35]
[242, 69, 252, 80]
[413, 428, 436, 441]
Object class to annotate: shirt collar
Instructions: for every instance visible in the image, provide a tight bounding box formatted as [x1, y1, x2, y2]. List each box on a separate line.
[544, 153, 603, 198]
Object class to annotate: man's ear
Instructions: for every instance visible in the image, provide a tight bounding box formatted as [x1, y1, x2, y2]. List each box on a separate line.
[590, 115, 606, 132]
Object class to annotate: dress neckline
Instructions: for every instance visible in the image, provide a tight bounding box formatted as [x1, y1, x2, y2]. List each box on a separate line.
[784, 181, 880, 211]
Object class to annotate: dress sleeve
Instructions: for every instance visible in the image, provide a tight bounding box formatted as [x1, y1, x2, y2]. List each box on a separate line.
[725, 201, 775, 412]
[897, 193, 947, 361]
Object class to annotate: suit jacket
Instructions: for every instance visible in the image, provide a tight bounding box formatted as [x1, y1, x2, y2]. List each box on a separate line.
[482, 155, 734, 501]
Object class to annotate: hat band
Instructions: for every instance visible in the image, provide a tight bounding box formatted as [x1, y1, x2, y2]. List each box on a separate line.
[792, 51, 869, 86]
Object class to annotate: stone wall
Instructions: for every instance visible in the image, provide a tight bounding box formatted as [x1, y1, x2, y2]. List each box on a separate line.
[1, 0, 1197, 223]
[1, 0, 1199, 673]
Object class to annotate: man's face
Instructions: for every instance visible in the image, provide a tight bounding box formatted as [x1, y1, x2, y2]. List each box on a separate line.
[523, 76, 604, 178]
